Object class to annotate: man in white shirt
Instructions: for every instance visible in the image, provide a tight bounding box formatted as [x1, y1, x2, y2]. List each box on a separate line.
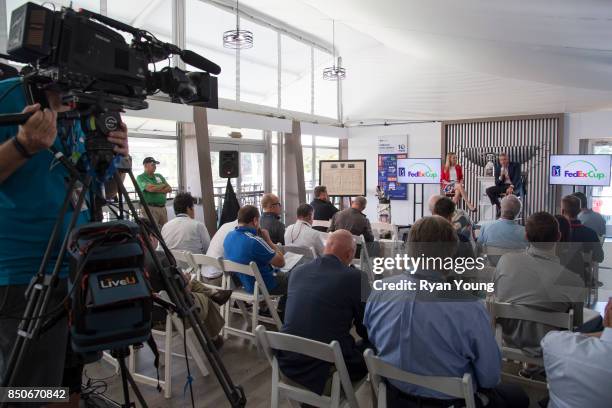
[284, 204, 326, 256]
[542, 299, 612, 408]
[202, 219, 239, 286]
[161, 191, 211, 258]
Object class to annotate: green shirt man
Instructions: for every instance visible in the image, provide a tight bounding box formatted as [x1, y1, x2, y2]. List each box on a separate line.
[137, 157, 172, 226]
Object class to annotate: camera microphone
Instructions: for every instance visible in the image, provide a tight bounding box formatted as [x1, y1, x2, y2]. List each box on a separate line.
[180, 50, 222, 75]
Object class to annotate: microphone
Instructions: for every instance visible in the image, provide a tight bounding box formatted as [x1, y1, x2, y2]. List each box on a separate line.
[180, 50, 221, 75]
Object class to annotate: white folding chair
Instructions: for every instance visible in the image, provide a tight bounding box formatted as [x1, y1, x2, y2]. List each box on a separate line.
[191, 253, 225, 289]
[279, 243, 317, 259]
[312, 219, 331, 230]
[171, 249, 201, 280]
[256, 325, 362, 408]
[371, 222, 397, 241]
[128, 291, 209, 398]
[364, 349, 476, 408]
[222, 260, 282, 342]
[488, 301, 574, 383]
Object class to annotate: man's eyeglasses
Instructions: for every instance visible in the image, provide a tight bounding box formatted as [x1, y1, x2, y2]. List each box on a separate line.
[272, 202, 282, 207]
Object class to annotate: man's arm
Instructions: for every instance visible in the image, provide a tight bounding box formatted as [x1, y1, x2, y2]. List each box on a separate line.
[198, 223, 211, 253]
[363, 218, 374, 243]
[259, 228, 285, 267]
[0, 104, 57, 184]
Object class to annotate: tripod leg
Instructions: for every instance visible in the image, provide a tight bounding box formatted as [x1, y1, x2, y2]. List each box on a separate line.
[124, 367, 149, 408]
[117, 356, 132, 408]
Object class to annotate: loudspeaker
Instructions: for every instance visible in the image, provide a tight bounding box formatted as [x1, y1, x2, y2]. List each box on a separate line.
[219, 150, 239, 178]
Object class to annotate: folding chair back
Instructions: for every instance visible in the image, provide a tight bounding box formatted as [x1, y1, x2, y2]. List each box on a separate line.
[279, 244, 317, 259]
[371, 222, 397, 240]
[489, 301, 574, 366]
[483, 245, 522, 267]
[363, 349, 475, 408]
[221, 260, 282, 342]
[312, 219, 331, 230]
[256, 325, 361, 408]
[171, 250, 200, 279]
[191, 253, 224, 288]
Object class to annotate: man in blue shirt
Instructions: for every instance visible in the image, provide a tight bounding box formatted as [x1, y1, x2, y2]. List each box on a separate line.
[572, 191, 606, 237]
[365, 216, 529, 408]
[223, 205, 286, 296]
[0, 78, 129, 392]
[478, 195, 527, 252]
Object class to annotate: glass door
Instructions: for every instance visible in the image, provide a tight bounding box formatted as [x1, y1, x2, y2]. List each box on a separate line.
[209, 138, 268, 219]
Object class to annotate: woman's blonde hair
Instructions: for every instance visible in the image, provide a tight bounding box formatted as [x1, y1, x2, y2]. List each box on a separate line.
[444, 152, 456, 171]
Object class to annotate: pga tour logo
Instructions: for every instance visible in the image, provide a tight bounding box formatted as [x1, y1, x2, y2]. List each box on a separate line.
[398, 167, 406, 177]
[551, 160, 605, 180]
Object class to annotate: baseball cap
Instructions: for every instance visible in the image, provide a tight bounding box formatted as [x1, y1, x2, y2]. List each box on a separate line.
[143, 157, 160, 165]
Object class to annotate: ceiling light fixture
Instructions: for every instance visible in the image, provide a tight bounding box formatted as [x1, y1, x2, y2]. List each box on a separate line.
[323, 20, 346, 81]
[223, 0, 253, 49]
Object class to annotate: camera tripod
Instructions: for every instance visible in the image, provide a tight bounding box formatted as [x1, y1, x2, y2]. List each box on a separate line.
[1, 141, 246, 407]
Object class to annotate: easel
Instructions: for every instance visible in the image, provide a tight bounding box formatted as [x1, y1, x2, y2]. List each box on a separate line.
[411, 183, 425, 222]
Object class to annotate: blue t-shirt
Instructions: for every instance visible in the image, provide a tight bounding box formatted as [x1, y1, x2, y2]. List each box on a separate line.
[223, 226, 277, 292]
[0, 78, 90, 285]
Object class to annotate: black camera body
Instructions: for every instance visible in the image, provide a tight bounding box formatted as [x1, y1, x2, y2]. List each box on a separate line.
[7, 2, 219, 108]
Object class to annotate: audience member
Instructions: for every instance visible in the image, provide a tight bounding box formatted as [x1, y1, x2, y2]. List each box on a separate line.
[141, 219, 228, 348]
[494, 212, 585, 357]
[429, 194, 473, 241]
[284, 204, 325, 256]
[277, 230, 369, 395]
[329, 196, 374, 242]
[431, 195, 475, 259]
[554, 215, 571, 243]
[365, 216, 529, 407]
[573, 191, 606, 237]
[479, 195, 527, 250]
[136, 156, 172, 226]
[202, 219, 239, 286]
[260, 193, 285, 244]
[161, 192, 211, 255]
[561, 195, 604, 282]
[223, 205, 287, 303]
[541, 299, 612, 408]
[310, 185, 339, 231]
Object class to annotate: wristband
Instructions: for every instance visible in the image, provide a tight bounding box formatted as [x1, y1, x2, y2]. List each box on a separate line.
[12, 136, 34, 159]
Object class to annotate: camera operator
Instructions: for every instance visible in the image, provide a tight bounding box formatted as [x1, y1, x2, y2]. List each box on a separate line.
[0, 78, 129, 402]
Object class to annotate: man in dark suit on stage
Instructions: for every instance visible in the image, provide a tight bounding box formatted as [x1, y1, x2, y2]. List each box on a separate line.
[486, 152, 521, 217]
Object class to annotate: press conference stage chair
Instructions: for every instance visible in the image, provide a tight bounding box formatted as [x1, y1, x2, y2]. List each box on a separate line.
[364, 349, 476, 408]
[256, 325, 362, 408]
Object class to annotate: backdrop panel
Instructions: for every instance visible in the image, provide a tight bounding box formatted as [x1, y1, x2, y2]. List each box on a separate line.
[443, 114, 563, 222]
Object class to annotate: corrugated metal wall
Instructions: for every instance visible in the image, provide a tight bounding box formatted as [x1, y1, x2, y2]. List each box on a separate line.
[444, 116, 561, 222]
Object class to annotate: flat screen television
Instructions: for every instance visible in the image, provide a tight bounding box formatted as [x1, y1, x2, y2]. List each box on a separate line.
[549, 154, 611, 186]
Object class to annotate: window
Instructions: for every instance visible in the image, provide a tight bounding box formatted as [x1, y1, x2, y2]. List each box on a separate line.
[107, 0, 170, 42]
[314, 49, 338, 118]
[186, 0, 237, 100]
[301, 134, 340, 201]
[281, 35, 311, 113]
[239, 18, 278, 107]
[124, 137, 179, 195]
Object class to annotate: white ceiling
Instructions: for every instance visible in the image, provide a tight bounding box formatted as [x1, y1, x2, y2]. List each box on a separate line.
[241, 0, 612, 122]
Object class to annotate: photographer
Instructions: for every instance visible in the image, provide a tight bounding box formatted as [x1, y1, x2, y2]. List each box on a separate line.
[0, 78, 129, 396]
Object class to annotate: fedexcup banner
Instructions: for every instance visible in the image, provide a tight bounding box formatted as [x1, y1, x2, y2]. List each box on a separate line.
[549, 155, 611, 186]
[396, 158, 441, 184]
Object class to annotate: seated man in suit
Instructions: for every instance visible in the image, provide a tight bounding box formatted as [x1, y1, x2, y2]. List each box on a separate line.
[486, 152, 521, 218]
[329, 196, 374, 242]
[277, 229, 370, 395]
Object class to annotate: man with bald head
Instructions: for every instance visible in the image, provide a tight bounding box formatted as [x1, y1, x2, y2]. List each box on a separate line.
[329, 196, 374, 242]
[260, 192, 285, 244]
[478, 195, 527, 250]
[277, 229, 370, 395]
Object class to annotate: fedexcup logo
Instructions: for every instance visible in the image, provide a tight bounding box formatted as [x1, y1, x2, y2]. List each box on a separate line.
[552, 160, 606, 180]
[399, 163, 438, 179]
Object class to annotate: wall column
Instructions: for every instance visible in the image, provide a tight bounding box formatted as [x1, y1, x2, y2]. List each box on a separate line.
[283, 120, 305, 224]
